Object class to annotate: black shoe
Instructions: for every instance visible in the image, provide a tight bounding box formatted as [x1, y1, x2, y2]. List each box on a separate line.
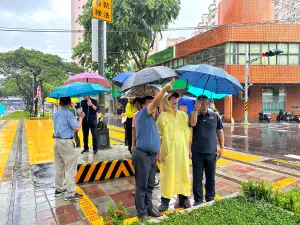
[64, 193, 83, 201]
[180, 200, 191, 209]
[54, 189, 66, 197]
[148, 208, 161, 217]
[193, 201, 202, 206]
[93, 150, 98, 154]
[138, 215, 149, 221]
[81, 149, 89, 154]
[158, 203, 169, 212]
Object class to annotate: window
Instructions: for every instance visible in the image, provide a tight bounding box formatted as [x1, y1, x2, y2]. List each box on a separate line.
[250, 43, 261, 54]
[278, 55, 288, 65]
[289, 55, 299, 65]
[269, 56, 277, 65]
[231, 43, 238, 54]
[231, 55, 237, 64]
[173, 59, 178, 68]
[225, 55, 230, 65]
[277, 43, 288, 53]
[238, 55, 246, 65]
[261, 43, 269, 53]
[195, 53, 202, 62]
[239, 44, 246, 54]
[262, 88, 286, 113]
[225, 43, 230, 54]
[289, 43, 299, 54]
[202, 49, 209, 60]
[189, 55, 195, 64]
[178, 58, 184, 67]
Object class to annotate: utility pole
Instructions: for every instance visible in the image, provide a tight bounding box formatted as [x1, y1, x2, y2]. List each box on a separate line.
[243, 44, 250, 124]
[98, 20, 105, 115]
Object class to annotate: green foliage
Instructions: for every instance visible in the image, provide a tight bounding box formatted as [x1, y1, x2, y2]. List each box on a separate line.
[105, 201, 128, 225]
[242, 180, 300, 214]
[73, 0, 181, 74]
[0, 47, 84, 113]
[0, 111, 29, 120]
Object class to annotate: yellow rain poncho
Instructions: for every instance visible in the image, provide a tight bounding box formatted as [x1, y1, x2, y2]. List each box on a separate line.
[156, 94, 191, 199]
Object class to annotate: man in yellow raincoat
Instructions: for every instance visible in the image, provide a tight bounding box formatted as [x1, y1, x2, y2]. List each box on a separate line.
[156, 92, 192, 212]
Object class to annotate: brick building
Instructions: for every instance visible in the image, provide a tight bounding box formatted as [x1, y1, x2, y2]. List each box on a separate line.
[154, 0, 300, 122]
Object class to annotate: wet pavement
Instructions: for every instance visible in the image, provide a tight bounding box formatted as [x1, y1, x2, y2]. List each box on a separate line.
[0, 120, 300, 225]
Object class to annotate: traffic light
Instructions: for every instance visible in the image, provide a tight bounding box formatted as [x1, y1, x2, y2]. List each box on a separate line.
[262, 49, 284, 57]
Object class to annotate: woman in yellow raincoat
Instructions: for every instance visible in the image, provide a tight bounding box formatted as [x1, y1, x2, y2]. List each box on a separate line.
[156, 93, 192, 212]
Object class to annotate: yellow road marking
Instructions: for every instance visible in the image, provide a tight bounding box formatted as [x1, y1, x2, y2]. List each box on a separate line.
[217, 159, 231, 165]
[110, 130, 125, 140]
[272, 177, 297, 189]
[84, 162, 98, 183]
[0, 121, 18, 182]
[76, 186, 104, 225]
[107, 125, 124, 132]
[223, 150, 261, 162]
[273, 159, 300, 168]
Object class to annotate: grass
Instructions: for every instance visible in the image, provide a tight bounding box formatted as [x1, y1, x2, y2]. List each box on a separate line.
[0, 111, 53, 120]
[135, 197, 300, 225]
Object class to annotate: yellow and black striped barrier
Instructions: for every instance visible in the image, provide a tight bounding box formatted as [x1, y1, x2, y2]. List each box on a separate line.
[244, 100, 248, 112]
[29, 117, 49, 120]
[76, 159, 161, 183]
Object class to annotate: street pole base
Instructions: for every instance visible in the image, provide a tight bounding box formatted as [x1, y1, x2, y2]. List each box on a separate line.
[241, 121, 252, 125]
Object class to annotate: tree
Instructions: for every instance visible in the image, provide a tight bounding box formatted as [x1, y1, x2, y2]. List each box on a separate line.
[73, 0, 181, 75]
[0, 48, 84, 115]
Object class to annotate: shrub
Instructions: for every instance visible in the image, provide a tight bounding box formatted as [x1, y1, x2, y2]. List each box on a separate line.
[105, 201, 128, 225]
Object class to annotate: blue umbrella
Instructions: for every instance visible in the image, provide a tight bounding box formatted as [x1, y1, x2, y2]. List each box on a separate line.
[178, 96, 196, 115]
[112, 72, 134, 87]
[188, 86, 229, 99]
[176, 64, 243, 95]
[49, 82, 108, 99]
[0, 103, 5, 115]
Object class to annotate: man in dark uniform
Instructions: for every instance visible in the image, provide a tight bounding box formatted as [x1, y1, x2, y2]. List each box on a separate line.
[76, 96, 99, 154]
[190, 95, 224, 206]
[133, 79, 174, 221]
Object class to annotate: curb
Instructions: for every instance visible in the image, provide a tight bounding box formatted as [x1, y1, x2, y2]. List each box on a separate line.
[76, 159, 160, 183]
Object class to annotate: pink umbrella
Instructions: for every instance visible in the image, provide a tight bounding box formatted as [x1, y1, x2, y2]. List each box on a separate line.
[64, 73, 110, 88]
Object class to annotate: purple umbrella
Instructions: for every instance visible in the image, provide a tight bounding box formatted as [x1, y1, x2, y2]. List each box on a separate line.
[64, 73, 110, 88]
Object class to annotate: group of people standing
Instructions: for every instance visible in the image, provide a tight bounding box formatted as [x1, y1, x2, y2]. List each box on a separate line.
[131, 79, 225, 221]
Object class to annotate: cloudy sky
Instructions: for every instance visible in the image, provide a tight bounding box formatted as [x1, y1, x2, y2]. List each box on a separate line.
[0, 0, 212, 61]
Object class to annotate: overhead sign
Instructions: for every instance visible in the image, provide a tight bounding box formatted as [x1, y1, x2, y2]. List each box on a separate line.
[92, 0, 112, 23]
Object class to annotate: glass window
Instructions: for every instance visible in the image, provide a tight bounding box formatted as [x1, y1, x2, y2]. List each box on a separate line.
[216, 56, 225, 66]
[262, 43, 269, 53]
[189, 55, 195, 64]
[289, 43, 299, 54]
[231, 43, 238, 54]
[269, 43, 276, 51]
[289, 55, 299, 65]
[202, 49, 209, 59]
[231, 55, 237, 64]
[262, 56, 268, 65]
[178, 58, 184, 67]
[238, 43, 246, 54]
[262, 88, 286, 113]
[173, 59, 178, 68]
[269, 56, 277, 65]
[225, 55, 230, 65]
[184, 56, 189, 65]
[278, 55, 288, 65]
[238, 55, 246, 65]
[277, 43, 288, 53]
[195, 53, 202, 62]
[250, 55, 261, 65]
[250, 43, 261, 54]
[225, 43, 231, 54]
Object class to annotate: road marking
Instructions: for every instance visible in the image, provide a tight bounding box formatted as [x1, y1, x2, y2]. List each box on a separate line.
[285, 154, 300, 160]
[76, 186, 104, 225]
[272, 177, 297, 189]
[217, 159, 232, 165]
[222, 150, 261, 162]
[273, 159, 300, 167]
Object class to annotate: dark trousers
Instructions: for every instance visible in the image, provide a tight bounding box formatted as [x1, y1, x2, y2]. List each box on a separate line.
[74, 131, 81, 148]
[133, 149, 157, 217]
[125, 118, 133, 151]
[82, 119, 98, 151]
[192, 152, 217, 203]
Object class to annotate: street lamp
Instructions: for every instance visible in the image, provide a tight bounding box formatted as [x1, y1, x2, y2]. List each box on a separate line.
[242, 46, 284, 124]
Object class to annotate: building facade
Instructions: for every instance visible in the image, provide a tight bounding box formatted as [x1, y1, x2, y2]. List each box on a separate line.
[154, 0, 300, 122]
[71, 0, 87, 50]
[166, 37, 187, 48]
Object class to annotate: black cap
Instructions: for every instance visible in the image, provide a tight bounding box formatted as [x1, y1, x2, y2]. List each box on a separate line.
[168, 92, 180, 100]
[197, 95, 209, 101]
[141, 96, 154, 105]
[59, 97, 71, 106]
[133, 97, 142, 105]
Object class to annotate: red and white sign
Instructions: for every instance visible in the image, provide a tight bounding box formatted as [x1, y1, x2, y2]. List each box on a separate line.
[36, 88, 41, 99]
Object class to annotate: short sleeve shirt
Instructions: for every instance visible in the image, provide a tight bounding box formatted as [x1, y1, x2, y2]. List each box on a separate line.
[135, 107, 160, 153]
[52, 108, 78, 139]
[191, 111, 223, 154]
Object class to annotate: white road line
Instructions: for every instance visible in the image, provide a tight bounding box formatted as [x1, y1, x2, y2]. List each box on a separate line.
[285, 154, 300, 160]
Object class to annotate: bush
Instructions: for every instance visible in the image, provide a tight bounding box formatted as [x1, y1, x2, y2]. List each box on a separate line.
[242, 180, 300, 214]
[105, 201, 128, 225]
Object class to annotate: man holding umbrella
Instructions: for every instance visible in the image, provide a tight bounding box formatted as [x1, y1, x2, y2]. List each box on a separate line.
[190, 95, 224, 206]
[133, 79, 174, 221]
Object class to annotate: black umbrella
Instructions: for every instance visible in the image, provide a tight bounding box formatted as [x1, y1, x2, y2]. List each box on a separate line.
[120, 66, 178, 92]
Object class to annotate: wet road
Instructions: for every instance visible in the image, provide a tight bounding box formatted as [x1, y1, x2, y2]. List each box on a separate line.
[224, 122, 300, 161]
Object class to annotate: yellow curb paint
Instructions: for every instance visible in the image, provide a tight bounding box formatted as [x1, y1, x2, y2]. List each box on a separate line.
[0, 121, 18, 182]
[76, 185, 104, 225]
[223, 150, 261, 162]
[272, 177, 297, 189]
[108, 126, 125, 132]
[273, 159, 300, 168]
[217, 159, 232, 165]
[109, 130, 125, 140]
